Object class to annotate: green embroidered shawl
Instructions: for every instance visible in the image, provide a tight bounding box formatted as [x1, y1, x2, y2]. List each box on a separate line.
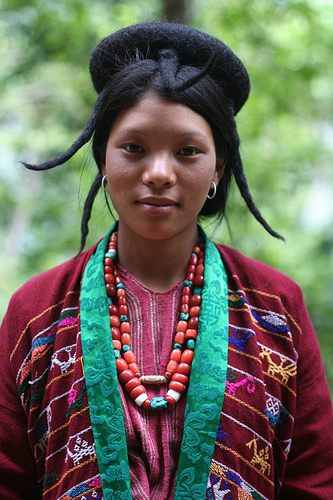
[80, 226, 229, 499]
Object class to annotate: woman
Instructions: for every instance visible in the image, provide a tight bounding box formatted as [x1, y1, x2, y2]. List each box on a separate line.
[0, 21, 332, 500]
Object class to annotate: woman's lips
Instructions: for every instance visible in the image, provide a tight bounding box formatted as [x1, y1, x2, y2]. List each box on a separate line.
[136, 196, 178, 215]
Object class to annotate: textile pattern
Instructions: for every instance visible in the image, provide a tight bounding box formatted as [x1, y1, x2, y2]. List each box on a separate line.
[1, 243, 332, 499]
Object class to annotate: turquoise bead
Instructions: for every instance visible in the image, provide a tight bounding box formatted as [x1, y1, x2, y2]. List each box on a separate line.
[193, 287, 202, 295]
[191, 252, 197, 257]
[180, 313, 190, 321]
[105, 251, 116, 259]
[120, 315, 128, 322]
[183, 280, 192, 287]
[114, 349, 121, 358]
[107, 296, 113, 305]
[116, 283, 125, 289]
[187, 339, 196, 350]
[150, 397, 168, 410]
[174, 343, 182, 350]
[122, 344, 131, 352]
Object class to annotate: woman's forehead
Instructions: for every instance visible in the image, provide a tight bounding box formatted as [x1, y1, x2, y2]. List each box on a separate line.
[108, 91, 214, 140]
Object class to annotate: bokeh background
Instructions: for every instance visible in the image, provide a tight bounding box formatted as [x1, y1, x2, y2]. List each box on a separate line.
[1, 0, 332, 395]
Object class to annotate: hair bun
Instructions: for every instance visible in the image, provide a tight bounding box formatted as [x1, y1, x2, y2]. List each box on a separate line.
[89, 21, 250, 116]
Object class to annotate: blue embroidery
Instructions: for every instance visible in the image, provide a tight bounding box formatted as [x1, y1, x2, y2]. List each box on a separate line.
[216, 422, 230, 447]
[229, 328, 254, 352]
[34, 419, 47, 438]
[265, 407, 287, 427]
[69, 484, 89, 497]
[225, 471, 241, 486]
[32, 334, 56, 350]
[251, 310, 289, 333]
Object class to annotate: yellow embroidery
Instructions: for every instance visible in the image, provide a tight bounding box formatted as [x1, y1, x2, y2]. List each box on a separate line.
[216, 443, 274, 486]
[228, 292, 243, 302]
[238, 490, 253, 500]
[211, 460, 269, 499]
[246, 436, 271, 476]
[259, 347, 297, 385]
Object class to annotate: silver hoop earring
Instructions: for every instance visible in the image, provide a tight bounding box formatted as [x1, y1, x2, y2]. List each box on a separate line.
[102, 175, 108, 193]
[207, 181, 217, 200]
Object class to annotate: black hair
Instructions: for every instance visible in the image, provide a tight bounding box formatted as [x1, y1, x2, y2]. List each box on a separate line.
[23, 36, 283, 252]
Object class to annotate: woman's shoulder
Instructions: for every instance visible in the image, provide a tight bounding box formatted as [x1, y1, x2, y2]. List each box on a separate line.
[4, 243, 99, 325]
[215, 242, 302, 298]
[215, 242, 308, 335]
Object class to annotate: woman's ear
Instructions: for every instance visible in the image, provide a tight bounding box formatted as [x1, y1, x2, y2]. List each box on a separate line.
[100, 151, 106, 177]
[214, 157, 226, 185]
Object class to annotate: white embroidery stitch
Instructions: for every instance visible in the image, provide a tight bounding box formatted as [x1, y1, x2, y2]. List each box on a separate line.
[65, 436, 96, 466]
[51, 345, 76, 374]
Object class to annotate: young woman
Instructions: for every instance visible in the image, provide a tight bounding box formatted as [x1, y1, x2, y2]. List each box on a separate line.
[0, 21, 332, 500]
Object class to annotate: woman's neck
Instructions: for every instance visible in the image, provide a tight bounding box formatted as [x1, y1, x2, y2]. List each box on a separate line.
[116, 224, 199, 292]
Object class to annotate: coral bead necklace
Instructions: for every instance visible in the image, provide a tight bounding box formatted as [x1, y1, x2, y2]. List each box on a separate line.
[104, 231, 205, 410]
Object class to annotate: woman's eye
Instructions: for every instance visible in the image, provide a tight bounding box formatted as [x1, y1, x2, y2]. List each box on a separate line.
[122, 144, 144, 153]
[178, 147, 200, 156]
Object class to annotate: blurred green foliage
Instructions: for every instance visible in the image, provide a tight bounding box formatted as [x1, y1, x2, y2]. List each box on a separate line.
[0, 0, 332, 394]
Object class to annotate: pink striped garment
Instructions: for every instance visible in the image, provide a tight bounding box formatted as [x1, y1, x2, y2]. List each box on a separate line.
[118, 265, 187, 499]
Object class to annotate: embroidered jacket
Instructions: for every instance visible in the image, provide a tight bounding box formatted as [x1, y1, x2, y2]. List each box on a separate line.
[0, 242, 332, 500]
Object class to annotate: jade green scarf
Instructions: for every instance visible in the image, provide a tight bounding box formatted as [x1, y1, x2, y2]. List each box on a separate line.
[80, 226, 229, 500]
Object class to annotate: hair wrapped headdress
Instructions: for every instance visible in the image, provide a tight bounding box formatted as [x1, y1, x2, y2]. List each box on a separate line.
[90, 22, 250, 114]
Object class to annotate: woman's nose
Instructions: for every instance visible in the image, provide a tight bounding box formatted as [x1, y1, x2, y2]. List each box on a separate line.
[142, 153, 176, 188]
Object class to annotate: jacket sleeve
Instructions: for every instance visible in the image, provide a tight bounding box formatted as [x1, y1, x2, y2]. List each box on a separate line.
[279, 300, 333, 499]
[0, 299, 39, 500]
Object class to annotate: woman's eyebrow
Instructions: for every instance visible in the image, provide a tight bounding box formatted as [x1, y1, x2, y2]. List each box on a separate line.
[114, 129, 208, 139]
[178, 131, 208, 139]
[114, 128, 149, 136]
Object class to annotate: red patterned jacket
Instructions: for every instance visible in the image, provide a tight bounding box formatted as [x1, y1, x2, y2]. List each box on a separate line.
[0, 242, 332, 499]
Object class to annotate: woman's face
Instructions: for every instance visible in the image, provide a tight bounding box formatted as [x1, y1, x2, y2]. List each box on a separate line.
[101, 91, 224, 245]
